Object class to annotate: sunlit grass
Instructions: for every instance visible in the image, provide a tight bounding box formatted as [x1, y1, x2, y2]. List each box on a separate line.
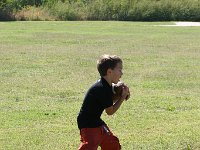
[0, 21, 200, 150]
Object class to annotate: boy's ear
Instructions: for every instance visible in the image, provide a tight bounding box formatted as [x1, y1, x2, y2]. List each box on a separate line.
[107, 68, 113, 75]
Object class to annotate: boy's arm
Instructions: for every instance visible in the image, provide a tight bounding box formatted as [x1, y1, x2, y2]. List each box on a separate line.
[105, 86, 129, 115]
[105, 98, 124, 115]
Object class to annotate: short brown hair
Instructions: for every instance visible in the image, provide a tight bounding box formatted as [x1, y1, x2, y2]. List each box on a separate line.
[97, 54, 122, 77]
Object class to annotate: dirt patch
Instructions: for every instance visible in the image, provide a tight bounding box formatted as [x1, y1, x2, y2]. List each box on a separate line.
[175, 22, 200, 26]
[155, 22, 200, 26]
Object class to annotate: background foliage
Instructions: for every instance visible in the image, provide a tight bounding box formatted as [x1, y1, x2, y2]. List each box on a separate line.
[1, 0, 200, 21]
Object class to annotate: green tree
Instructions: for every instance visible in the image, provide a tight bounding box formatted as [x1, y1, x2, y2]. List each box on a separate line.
[0, 0, 14, 20]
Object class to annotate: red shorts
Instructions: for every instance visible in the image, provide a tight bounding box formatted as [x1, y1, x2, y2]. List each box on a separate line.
[78, 125, 121, 150]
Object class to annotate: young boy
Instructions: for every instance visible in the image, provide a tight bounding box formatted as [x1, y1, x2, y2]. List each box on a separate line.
[77, 54, 130, 150]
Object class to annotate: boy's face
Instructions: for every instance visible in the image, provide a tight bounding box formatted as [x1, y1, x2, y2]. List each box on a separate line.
[110, 62, 123, 84]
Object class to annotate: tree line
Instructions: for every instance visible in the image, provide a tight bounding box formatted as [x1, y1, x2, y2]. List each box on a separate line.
[1, 0, 200, 21]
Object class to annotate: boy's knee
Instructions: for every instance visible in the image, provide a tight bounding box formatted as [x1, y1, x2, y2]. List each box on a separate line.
[101, 136, 121, 150]
[110, 142, 121, 150]
[110, 137, 121, 150]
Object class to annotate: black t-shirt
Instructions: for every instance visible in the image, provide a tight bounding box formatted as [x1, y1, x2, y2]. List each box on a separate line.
[77, 77, 113, 129]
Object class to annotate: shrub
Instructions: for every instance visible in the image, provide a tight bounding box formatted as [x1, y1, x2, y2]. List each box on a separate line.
[13, 0, 44, 9]
[0, 0, 15, 20]
[139, 1, 172, 21]
[15, 6, 55, 21]
[2, 0, 200, 21]
[171, 0, 200, 21]
[127, 0, 200, 21]
[87, 0, 129, 20]
[48, 1, 87, 20]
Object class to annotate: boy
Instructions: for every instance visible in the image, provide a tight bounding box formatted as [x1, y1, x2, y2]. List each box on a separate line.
[77, 54, 130, 150]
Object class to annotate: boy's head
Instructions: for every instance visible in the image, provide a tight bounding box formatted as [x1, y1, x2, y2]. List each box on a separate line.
[97, 54, 123, 83]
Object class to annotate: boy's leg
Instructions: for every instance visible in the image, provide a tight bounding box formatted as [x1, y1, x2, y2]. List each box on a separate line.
[78, 127, 102, 150]
[100, 125, 121, 150]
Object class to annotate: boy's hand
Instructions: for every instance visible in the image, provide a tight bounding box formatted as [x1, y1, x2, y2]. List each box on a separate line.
[125, 85, 130, 100]
[121, 85, 130, 101]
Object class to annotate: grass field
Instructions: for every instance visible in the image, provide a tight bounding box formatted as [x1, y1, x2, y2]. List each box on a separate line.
[0, 21, 200, 150]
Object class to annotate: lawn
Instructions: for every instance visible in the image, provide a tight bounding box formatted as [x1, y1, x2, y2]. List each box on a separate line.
[0, 21, 200, 150]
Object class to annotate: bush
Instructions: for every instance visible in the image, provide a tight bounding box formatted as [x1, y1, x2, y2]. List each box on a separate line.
[48, 1, 87, 20]
[0, 0, 15, 20]
[127, 0, 200, 21]
[13, 0, 44, 9]
[87, 0, 129, 20]
[135, 1, 172, 21]
[1, 0, 200, 21]
[15, 6, 55, 21]
[171, 0, 200, 21]
[87, 0, 108, 20]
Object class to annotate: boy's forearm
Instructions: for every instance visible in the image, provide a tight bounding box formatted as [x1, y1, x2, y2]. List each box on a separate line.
[110, 98, 124, 115]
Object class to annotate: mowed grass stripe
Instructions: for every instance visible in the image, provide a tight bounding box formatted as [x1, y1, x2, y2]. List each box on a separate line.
[0, 21, 200, 150]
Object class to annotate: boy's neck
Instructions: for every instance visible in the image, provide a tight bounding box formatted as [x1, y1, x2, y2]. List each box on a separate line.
[102, 76, 112, 86]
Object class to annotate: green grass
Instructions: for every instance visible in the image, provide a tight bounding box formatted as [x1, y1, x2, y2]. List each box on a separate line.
[0, 21, 200, 150]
